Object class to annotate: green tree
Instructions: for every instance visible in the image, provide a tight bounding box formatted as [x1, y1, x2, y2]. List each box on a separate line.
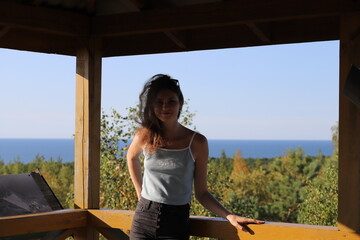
[226, 167, 272, 219]
[264, 147, 322, 222]
[297, 123, 339, 226]
[99, 107, 138, 210]
[230, 150, 249, 180]
[297, 156, 338, 226]
[331, 122, 339, 157]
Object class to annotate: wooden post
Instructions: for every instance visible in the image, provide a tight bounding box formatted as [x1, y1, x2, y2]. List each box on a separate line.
[339, 13, 360, 233]
[74, 37, 102, 239]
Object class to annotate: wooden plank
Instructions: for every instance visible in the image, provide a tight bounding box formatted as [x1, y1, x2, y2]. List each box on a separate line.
[92, 0, 349, 37]
[113, 0, 188, 51]
[270, 16, 339, 43]
[88, 209, 134, 230]
[100, 14, 339, 57]
[0, 1, 88, 36]
[54, 229, 76, 240]
[2, 209, 358, 239]
[190, 217, 360, 240]
[32, 0, 47, 6]
[97, 227, 129, 240]
[338, 13, 360, 234]
[0, 28, 79, 55]
[164, 31, 187, 50]
[0, 0, 345, 57]
[246, 23, 271, 43]
[0, 209, 87, 237]
[88, 210, 360, 240]
[74, 38, 102, 210]
[0, 26, 11, 39]
[87, 0, 96, 15]
[74, 37, 102, 240]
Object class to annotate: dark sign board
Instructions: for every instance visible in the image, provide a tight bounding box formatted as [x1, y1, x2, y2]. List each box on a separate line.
[0, 172, 65, 240]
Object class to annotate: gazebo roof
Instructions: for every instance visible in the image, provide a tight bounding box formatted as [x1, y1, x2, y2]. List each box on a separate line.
[1, 0, 358, 57]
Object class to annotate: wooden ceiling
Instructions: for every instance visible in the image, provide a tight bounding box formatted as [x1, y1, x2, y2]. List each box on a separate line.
[0, 0, 359, 57]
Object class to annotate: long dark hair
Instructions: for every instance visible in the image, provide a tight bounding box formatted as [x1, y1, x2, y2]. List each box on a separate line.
[138, 74, 184, 151]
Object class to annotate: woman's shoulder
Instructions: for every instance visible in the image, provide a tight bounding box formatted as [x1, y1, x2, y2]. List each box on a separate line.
[183, 128, 207, 147]
[188, 131, 208, 160]
[133, 127, 148, 145]
[181, 126, 207, 143]
[193, 131, 207, 142]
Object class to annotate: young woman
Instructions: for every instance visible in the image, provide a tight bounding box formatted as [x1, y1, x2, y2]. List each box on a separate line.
[127, 74, 264, 240]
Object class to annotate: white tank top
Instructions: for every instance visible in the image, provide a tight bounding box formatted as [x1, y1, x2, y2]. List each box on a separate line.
[141, 132, 196, 205]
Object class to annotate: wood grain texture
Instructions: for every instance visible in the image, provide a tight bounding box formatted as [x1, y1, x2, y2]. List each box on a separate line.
[338, 13, 360, 234]
[0, 209, 87, 237]
[88, 210, 360, 240]
[74, 38, 102, 240]
[74, 38, 102, 210]
[2, 209, 359, 239]
[0, 1, 88, 36]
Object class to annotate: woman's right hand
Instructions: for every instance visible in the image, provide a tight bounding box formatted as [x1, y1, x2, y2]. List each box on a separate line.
[226, 214, 265, 235]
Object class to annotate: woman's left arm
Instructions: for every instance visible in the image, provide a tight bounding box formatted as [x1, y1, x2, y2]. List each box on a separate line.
[192, 134, 264, 234]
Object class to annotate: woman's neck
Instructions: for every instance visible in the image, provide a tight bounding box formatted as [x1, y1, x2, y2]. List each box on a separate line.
[162, 121, 181, 140]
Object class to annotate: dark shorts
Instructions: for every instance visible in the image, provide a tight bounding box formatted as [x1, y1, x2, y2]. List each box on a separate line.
[130, 197, 190, 240]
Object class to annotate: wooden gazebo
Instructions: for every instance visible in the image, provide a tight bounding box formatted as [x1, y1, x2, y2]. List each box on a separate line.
[0, 0, 359, 239]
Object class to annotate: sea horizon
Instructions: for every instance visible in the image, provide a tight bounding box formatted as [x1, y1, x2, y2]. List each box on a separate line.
[0, 138, 334, 164]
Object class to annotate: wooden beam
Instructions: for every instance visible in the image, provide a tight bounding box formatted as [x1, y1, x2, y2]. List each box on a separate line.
[0, 209, 87, 238]
[74, 37, 102, 240]
[270, 16, 339, 44]
[88, 209, 134, 230]
[54, 229, 76, 240]
[2, 209, 359, 239]
[118, 0, 142, 11]
[101, 15, 338, 58]
[97, 227, 129, 240]
[190, 217, 357, 240]
[74, 37, 102, 210]
[0, 28, 79, 56]
[0, 1, 89, 37]
[246, 23, 271, 43]
[32, 0, 46, 5]
[92, 0, 349, 37]
[87, 0, 96, 15]
[112, 0, 187, 50]
[163, 31, 187, 49]
[87, 210, 360, 240]
[0, 26, 11, 39]
[338, 12, 360, 234]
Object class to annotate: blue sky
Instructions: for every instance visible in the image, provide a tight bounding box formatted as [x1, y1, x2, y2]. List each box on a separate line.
[0, 40, 339, 140]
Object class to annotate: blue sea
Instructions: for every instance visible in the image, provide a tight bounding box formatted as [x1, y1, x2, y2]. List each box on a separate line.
[0, 139, 333, 164]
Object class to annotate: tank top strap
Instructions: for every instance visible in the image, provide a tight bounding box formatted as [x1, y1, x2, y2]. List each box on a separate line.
[188, 132, 197, 148]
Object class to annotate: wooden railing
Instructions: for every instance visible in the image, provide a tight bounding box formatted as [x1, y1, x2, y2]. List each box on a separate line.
[0, 209, 359, 240]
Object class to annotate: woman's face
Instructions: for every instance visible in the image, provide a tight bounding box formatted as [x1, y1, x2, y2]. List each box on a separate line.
[153, 89, 181, 123]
